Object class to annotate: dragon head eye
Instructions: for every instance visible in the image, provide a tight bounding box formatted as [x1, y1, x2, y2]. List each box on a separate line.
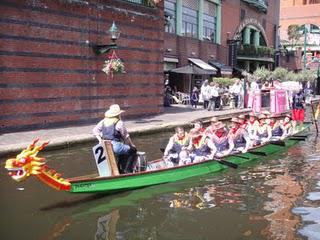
[19, 158, 26, 164]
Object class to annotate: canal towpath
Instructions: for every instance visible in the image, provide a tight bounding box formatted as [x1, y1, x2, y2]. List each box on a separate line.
[0, 105, 251, 158]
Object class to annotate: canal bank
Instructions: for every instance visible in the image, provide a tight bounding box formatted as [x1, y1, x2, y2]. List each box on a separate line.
[0, 105, 251, 158]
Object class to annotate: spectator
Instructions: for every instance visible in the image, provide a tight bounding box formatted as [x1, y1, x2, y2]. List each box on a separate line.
[215, 83, 223, 110]
[208, 82, 219, 111]
[292, 90, 305, 127]
[230, 79, 243, 108]
[200, 79, 210, 109]
[191, 87, 199, 108]
[164, 78, 172, 107]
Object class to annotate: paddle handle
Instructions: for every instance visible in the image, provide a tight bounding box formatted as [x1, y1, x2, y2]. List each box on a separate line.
[103, 141, 120, 176]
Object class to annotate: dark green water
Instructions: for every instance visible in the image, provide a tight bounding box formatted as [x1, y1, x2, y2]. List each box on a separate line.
[1, 130, 320, 240]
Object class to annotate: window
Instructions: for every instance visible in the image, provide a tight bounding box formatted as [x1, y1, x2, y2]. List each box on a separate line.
[240, 9, 245, 21]
[203, 0, 216, 42]
[309, 0, 320, 4]
[122, 0, 154, 7]
[164, 0, 176, 34]
[182, 0, 198, 38]
[262, 19, 266, 30]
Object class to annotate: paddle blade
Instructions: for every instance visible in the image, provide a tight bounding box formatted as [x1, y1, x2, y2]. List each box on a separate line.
[215, 159, 238, 169]
[270, 140, 286, 146]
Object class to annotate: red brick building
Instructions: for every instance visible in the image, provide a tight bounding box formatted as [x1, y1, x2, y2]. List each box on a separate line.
[0, 0, 280, 133]
[280, 0, 320, 70]
[164, 0, 280, 91]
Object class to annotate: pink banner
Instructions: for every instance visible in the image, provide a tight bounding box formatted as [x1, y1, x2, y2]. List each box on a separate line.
[270, 90, 287, 114]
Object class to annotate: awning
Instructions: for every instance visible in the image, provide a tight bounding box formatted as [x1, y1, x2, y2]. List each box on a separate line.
[188, 58, 217, 71]
[164, 57, 179, 63]
[164, 57, 179, 71]
[208, 60, 233, 75]
[170, 64, 216, 75]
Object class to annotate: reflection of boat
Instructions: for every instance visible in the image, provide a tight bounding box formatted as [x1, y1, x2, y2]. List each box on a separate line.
[4, 126, 309, 194]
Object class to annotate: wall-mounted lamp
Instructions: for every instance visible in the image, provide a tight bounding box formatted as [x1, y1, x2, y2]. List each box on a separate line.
[92, 21, 120, 55]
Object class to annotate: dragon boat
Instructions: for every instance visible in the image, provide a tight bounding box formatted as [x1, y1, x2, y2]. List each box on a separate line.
[4, 124, 310, 194]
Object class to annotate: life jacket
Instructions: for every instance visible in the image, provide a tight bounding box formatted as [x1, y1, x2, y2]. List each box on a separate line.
[231, 127, 246, 148]
[246, 120, 257, 136]
[101, 119, 122, 141]
[171, 134, 190, 153]
[257, 124, 269, 139]
[212, 130, 229, 152]
[292, 94, 304, 109]
[271, 121, 283, 136]
[190, 129, 205, 149]
[282, 121, 292, 134]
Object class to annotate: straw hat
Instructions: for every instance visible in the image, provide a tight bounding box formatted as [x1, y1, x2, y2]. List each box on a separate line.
[214, 121, 226, 129]
[238, 114, 246, 119]
[105, 104, 125, 118]
[249, 112, 256, 117]
[261, 110, 271, 116]
[231, 117, 241, 124]
[210, 117, 218, 123]
[270, 113, 278, 119]
[258, 114, 267, 119]
[284, 113, 292, 119]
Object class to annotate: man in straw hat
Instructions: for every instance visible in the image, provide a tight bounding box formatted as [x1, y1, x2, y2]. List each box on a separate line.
[208, 121, 234, 157]
[255, 114, 272, 144]
[228, 117, 251, 153]
[280, 113, 294, 138]
[93, 104, 137, 173]
[246, 112, 258, 142]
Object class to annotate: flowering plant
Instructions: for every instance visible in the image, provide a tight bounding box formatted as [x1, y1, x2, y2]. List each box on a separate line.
[102, 51, 125, 76]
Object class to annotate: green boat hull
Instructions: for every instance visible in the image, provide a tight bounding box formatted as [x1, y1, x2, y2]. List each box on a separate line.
[69, 135, 305, 194]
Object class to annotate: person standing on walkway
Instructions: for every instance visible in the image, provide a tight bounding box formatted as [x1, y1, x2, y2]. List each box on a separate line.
[191, 87, 199, 108]
[230, 79, 243, 108]
[292, 90, 305, 128]
[208, 82, 219, 111]
[200, 79, 210, 109]
[93, 104, 137, 173]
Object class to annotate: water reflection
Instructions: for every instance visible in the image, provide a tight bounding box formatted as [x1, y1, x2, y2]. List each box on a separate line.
[2, 129, 320, 239]
[95, 210, 119, 240]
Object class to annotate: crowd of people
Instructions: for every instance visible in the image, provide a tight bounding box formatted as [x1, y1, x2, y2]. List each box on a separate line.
[163, 112, 297, 167]
[164, 78, 245, 110]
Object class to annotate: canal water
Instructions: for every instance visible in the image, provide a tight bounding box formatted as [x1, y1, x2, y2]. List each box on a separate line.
[1, 129, 320, 240]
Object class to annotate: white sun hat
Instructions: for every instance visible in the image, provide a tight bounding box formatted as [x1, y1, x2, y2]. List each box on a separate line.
[104, 104, 125, 118]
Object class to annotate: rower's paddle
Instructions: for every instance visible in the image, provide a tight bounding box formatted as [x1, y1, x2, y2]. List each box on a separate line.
[289, 136, 307, 141]
[270, 140, 286, 146]
[214, 158, 238, 169]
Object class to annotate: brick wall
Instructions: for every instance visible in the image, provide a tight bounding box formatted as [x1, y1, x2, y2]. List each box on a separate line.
[0, 0, 164, 133]
[221, 0, 280, 49]
[280, 3, 320, 41]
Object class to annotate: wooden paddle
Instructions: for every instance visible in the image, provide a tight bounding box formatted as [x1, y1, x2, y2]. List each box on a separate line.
[248, 150, 267, 156]
[289, 136, 307, 141]
[270, 140, 286, 146]
[214, 158, 238, 169]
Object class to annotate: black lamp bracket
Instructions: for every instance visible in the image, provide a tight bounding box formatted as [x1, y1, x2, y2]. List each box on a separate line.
[92, 42, 117, 55]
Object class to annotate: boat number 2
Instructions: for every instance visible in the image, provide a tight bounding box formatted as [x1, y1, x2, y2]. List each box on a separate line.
[95, 146, 106, 164]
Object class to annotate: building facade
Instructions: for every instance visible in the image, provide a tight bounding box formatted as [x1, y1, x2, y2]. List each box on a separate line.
[164, 0, 280, 92]
[280, 0, 320, 70]
[0, 0, 280, 133]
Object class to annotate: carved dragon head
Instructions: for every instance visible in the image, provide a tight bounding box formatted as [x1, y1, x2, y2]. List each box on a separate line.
[5, 139, 49, 182]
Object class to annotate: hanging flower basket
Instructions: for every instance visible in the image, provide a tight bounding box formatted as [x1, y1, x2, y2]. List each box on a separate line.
[102, 50, 125, 76]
